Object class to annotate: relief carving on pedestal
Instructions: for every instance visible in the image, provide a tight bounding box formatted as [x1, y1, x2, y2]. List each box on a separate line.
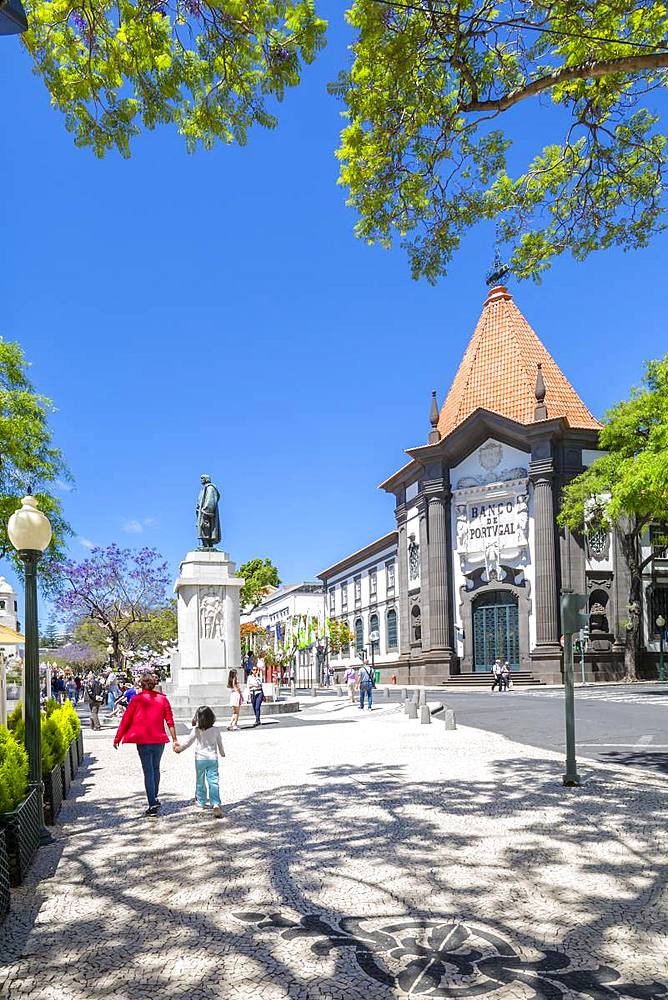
[200, 589, 224, 640]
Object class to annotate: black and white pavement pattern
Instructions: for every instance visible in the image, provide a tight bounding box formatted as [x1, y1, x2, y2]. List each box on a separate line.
[0, 697, 666, 999]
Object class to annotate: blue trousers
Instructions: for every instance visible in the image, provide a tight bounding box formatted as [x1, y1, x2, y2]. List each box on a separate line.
[196, 759, 221, 807]
[251, 691, 264, 724]
[136, 743, 165, 807]
[359, 683, 373, 709]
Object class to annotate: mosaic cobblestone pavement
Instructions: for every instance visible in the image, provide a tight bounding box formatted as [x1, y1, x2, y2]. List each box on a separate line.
[1, 700, 666, 999]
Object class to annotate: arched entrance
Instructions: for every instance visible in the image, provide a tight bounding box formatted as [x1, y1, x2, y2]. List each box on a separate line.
[472, 591, 520, 672]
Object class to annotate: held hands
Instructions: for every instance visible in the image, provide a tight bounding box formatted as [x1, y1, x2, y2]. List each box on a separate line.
[172, 742, 181, 753]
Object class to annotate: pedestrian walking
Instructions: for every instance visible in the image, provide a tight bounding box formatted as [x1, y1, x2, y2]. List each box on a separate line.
[500, 661, 511, 692]
[65, 674, 78, 704]
[248, 666, 264, 727]
[490, 659, 503, 692]
[344, 665, 357, 704]
[174, 705, 225, 818]
[227, 669, 243, 731]
[113, 672, 178, 816]
[85, 672, 104, 730]
[289, 662, 296, 697]
[243, 650, 254, 680]
[105, 670, 120, 712]
[357, 657, 375, 711]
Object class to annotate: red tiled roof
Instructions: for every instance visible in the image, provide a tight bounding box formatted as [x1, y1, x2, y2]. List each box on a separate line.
[437, 286, 601, 437]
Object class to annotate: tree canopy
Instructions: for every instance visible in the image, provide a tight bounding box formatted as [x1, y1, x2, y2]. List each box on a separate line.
[239, 556, 280, 611]
[54, 544, 171, 666]
[0, 339, 71, 590]
[558, 355, 668, 677]
[333, 1, 668, 281]
[22, 0, 326, 157]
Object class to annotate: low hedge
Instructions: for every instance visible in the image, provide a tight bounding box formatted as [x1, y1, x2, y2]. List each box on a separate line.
[0, 728, 28, 814]
[7, 702, 80, 777]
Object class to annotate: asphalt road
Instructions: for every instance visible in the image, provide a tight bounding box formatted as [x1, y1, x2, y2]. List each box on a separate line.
[427, 683, 668, 775]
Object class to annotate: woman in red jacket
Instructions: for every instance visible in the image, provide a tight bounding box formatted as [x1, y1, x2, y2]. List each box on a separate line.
[113, 672, 178, 816]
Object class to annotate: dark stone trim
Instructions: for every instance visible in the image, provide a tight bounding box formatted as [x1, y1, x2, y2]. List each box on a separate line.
[458, 581, 532, 674]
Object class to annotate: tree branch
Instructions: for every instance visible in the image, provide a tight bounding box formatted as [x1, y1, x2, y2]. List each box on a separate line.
[462, 52, 668, 114]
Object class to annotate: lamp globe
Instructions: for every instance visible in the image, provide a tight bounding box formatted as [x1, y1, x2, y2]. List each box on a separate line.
[7, 496, 52, 552]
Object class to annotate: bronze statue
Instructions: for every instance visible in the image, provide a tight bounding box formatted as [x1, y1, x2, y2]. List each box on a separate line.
[196, 475, 221, 549]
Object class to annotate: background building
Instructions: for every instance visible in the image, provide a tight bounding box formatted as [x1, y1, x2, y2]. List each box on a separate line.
[319, 284, 667, 686]
[318, 532, 399, 676]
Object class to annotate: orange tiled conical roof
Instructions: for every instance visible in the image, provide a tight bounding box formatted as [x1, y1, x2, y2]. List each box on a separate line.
[437, 286, 601, 438]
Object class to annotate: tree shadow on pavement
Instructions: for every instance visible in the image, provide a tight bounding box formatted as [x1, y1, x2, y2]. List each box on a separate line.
[0, 750, 666, 999]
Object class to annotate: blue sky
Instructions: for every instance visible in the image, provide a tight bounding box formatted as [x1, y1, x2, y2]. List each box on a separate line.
[1, 3, 667, 617]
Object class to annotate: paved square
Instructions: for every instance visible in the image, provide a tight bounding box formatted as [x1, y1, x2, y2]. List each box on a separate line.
[1, 700, 666, 998]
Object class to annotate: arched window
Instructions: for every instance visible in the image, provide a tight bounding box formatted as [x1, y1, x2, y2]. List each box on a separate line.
[369, 613, 380, 654]
[355, 617, 364, 654]
[387, 608, 398, 649]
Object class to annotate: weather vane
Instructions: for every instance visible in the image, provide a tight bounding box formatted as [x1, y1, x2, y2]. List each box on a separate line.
[485, 224, 511, 287]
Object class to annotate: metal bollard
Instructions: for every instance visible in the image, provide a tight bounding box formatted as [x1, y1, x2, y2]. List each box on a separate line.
[418, 688, 427, 706]
[420, 704, 431, 725]
[337, 685, 344, 697]
[384, 687, 390, 699]
[400, 687, 408, 701]
[311, 686, 317, 698]
[444, 707, 456, 730]
[403, 699, 411, 714]
[407, 701, 418, 719]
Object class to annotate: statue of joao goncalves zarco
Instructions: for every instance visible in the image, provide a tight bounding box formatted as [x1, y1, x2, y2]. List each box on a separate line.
[196, 475, 221, 550]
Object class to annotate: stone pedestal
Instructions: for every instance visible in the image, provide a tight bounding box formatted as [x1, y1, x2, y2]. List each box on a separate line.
[168, 550, 243, 692]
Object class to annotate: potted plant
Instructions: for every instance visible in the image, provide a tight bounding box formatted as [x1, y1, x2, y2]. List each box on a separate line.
[0, 726, 40, 886]
[0, 829, 10, 923]
[41, 715, 65, 824]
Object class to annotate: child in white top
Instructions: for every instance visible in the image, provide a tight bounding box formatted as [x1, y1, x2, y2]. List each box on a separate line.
[174, 705, 225, 817]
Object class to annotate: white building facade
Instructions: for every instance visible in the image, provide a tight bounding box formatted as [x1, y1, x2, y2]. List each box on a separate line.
[318, 532, 400, 677]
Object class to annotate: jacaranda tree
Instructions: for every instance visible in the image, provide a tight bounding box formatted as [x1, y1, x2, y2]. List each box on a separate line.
[21, 0, 326, 157]
[333, 1, 668, 281]
[54, 545, 171, 669]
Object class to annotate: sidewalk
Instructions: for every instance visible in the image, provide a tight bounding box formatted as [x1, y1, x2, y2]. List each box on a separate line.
[1, 703, 666, 999]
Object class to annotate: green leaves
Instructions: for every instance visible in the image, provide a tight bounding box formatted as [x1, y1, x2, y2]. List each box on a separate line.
[335, 0, 668, 281]
[0, 339, 71, 590]
[22, 0, 327, 156]
[239, 556, 280, 611]
[558, 354, 668, 532]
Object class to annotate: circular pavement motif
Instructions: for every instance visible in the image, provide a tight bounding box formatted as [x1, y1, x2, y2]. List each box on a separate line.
[233, 911, 667, 998]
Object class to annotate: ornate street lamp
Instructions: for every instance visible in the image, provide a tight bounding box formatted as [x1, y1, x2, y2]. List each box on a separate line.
[657, 614, 666, 683]
[0, 0, 28, 34]
[8, 495, 53, 844]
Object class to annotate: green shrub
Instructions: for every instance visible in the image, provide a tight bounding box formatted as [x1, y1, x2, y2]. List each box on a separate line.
[60, 699, 81, 738]
[7, 702, 25, 744]
[44, 698, 59, 718]
[0, 726, 29, 813]
[50, 703, 78, 750]
[41, 716, 66, 774]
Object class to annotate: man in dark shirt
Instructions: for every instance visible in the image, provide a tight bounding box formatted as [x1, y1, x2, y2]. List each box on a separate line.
[85, 674, 104, 730]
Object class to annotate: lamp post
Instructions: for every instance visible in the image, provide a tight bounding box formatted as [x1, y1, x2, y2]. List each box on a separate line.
[657, 615, 666, 683]
[7, 495, 53, 845]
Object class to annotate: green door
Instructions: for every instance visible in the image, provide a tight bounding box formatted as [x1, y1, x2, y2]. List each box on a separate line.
[473, 591, 520, 672]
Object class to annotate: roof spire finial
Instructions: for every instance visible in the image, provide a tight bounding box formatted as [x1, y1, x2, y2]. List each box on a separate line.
[485, 222, 510, 288]
[428, 389, 441, 444]
[534, 362, 548, 420]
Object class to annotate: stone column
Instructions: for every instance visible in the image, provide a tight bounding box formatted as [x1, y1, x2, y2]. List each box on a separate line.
[530, 459, 560, 647]
[427, 488, 452, 650]
[418, 495, 431, 651]
[396, 503, 410, 656]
